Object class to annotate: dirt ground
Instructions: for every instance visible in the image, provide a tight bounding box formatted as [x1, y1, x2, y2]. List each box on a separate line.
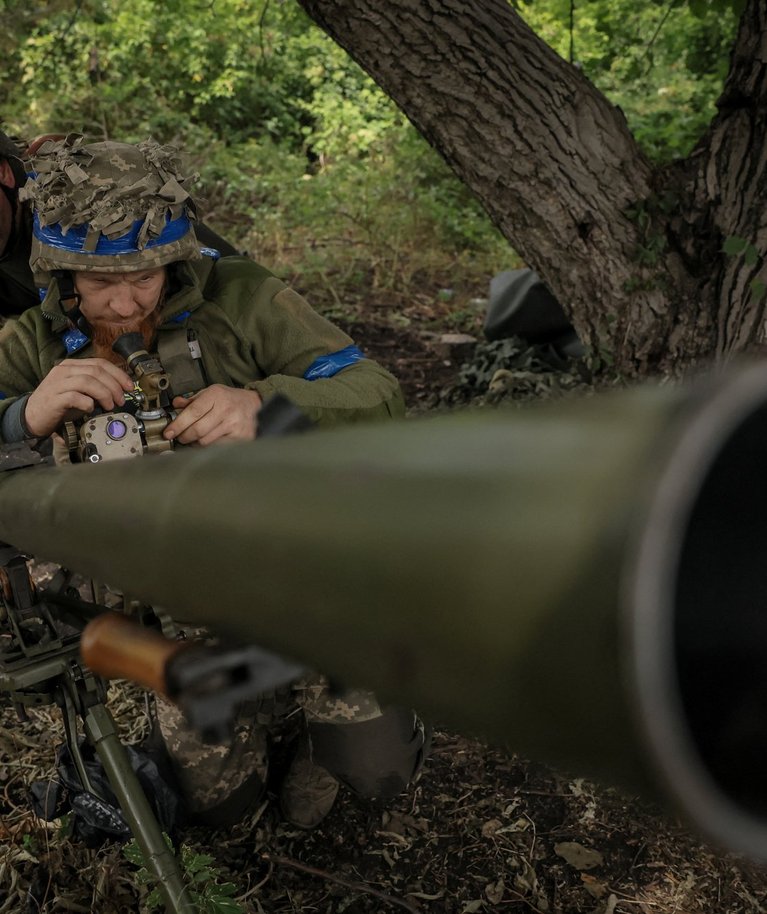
[2, 284, 767, 913]
[5, 683, 767, 914]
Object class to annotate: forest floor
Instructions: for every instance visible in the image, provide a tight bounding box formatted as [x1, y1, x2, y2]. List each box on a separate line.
[2, 277, 767, 914]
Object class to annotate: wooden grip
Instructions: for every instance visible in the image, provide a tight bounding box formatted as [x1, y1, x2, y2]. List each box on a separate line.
[80, 612, 188, 695]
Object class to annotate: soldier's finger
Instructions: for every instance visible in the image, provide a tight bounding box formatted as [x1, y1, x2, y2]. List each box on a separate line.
[174, 410, 223, 445]
[60, 374, 128, 412]
[70, 358, 134, 390]
[54, 391, 97, 416]
[50, 366, 128, 406]
[164, 398, 215, 441]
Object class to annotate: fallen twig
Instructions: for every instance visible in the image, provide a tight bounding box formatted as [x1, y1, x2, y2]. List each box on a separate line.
[261, 852, 420, 912]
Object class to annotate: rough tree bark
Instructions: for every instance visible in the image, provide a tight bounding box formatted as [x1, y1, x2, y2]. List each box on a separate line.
[295, 0, 767, 376]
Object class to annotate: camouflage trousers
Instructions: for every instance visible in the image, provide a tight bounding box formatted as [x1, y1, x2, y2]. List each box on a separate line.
[155, 672, 430, 826]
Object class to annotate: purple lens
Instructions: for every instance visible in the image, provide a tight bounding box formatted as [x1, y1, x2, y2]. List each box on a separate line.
[106, 418, 128, 440]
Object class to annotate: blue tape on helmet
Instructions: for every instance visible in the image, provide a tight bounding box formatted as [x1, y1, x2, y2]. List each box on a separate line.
[303, 345, 364, 381]
[33, 212, 192, 256]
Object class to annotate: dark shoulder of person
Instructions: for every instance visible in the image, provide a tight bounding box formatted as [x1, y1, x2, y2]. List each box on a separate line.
[0, 211, 37, 317]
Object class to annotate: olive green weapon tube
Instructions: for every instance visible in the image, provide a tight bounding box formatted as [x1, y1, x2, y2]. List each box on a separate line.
[83, 703, 196, 914]
[1, 365, 767, 858]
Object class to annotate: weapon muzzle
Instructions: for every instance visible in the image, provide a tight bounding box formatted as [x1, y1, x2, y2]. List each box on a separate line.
[627, 371, 767, 857]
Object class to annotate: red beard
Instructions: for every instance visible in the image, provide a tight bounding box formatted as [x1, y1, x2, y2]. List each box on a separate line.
[91, 311, 162, 366]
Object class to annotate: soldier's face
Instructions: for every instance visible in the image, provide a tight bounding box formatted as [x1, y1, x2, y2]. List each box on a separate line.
[74, 267, 167, 327]
[0, 160, 16, 258]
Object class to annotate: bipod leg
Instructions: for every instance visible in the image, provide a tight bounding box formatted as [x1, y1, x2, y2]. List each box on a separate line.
[83, 702, 197, 914]
[59, 682, 102, 796]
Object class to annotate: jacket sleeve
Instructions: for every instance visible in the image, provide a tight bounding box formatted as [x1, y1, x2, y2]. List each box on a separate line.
[0, 316, 50, 443]
[232, 280, 405, 428]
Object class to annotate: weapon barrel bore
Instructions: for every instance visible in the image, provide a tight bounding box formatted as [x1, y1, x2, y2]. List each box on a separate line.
[3, 363, 767, 858]
[80, 613, 187, 695]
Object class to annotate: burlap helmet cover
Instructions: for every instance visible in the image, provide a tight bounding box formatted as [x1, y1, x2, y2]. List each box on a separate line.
[20, 135, 201, 279]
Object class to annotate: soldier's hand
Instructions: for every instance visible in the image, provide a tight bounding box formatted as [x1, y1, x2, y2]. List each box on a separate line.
[164, 385, 262, 446]
[25, 358, 134, 438]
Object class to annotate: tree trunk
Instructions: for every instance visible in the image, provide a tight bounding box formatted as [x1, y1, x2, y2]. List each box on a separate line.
[661, 0, 767, 364]
[296, 0, 767, 376]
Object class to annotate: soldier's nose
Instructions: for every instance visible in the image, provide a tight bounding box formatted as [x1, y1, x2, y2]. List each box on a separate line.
[109, 286, 140, 318]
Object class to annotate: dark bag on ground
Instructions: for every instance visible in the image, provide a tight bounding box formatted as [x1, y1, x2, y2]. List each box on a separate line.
[29, 740, 182, 846]
[484, 268, 585, 358]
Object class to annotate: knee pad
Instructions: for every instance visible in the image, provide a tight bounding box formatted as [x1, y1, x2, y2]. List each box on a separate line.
[308, 706, 432, 800]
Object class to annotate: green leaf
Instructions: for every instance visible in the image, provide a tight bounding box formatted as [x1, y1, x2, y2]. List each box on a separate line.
[186, 852, 215, 871]
[146, 887, 165, 911]
[722, 235, 749, 255]
[123, 839, 145, 867]
[750, 279, 766, 300]
[211, 883, 238, 897]
[744, 245, 760, 267]
[688, 0, 709, 18]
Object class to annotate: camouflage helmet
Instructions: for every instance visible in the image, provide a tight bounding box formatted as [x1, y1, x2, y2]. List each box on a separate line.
[20, 135, 201, 282]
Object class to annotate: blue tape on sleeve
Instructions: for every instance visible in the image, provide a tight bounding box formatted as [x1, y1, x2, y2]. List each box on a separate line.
[199, 246, 221, 260]
[0, 392, 6, 400]
[303, 345, 365, 381]
[170, 310, 192, 324]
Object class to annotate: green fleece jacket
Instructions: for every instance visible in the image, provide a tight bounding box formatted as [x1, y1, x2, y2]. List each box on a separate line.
[0, 254, 404, 442]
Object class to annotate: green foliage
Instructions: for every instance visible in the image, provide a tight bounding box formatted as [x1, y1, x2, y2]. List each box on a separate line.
[723, 235, 754, 258]
[1, 0, 404, 155]
[21, 832, 39, 855]
[518, 0, 738, 162]
[226, 120, 511, 298]
[0, 0, 745, 308]
[1, 0, 511, 301]
[179, 847, 244, 914]
[288, 25, 404, 159]
[3, 0, 320, 143]
[124, 837, 246, 914]
[625, 193, 677, 268]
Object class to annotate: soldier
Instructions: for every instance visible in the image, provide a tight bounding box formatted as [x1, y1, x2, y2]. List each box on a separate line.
[0, 135, 430, 828]
[0, 126, 238, 318]
[0, 129, 38, 315]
